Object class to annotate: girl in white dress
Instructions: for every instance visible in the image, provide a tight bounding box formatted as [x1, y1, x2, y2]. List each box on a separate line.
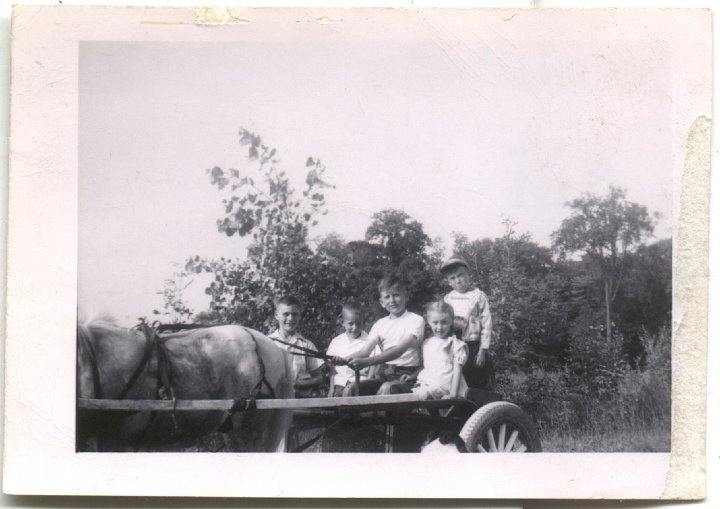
[412, 301, 469, 400]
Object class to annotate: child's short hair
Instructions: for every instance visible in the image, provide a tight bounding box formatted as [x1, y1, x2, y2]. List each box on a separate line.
[274, 294, 303, 309]
[377, 273, 409, 296]
[425, 300, 455, 320]
[341, 301, 364, 322]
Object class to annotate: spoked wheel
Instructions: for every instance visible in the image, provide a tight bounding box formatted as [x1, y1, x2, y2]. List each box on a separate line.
[459, 401, 542, 453]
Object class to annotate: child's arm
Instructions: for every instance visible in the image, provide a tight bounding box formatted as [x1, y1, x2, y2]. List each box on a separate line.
[365, 363, 379, 379]
[296, 342, 328, 389]
[295, 365, 326, 388]
[349, 333, 416, 369]
[327, 374, 336, 397]
[446, 341, 469, 398]
[326, 363, 338, 397]
[477, 294, 492, 349]
[475, 348, 488, 368]
[347, 336, 379, 361]
[448, 360, 463, 398]
[399, 366, 421, 384]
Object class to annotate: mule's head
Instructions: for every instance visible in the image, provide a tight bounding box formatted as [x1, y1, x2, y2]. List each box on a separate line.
[76, 318, 150, 399]
[77, 322, 100, 399]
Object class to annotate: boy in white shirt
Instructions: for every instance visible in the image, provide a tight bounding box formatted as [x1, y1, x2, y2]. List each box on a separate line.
[268, 295, 327, 398]
[327, 302, 372, 397]
[347, 274, 425, 395]
[441, 257, 495, 390]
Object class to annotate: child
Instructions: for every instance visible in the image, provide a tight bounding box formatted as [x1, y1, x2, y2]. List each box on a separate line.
[268, 295, 327, 398]
[326, 302, 372, 397]
[440, 257, 495, 390]
[347, 274, 424, 395]
[412, 301, 468, 400]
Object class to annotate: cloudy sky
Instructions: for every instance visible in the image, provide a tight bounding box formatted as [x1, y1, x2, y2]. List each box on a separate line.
[78, 10, 708, 325]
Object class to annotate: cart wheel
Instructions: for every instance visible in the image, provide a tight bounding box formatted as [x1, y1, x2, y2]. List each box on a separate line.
[459, 401, 541, 453]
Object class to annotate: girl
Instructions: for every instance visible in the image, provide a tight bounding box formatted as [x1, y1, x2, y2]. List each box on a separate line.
[411, 300, 469, 400]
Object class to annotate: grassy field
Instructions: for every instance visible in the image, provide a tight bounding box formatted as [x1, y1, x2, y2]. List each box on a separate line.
[540, 422, 670, 452]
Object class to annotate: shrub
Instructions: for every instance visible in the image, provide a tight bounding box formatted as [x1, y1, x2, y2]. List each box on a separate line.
[616, 327, 671, 426]
[563, 328, 628, 402]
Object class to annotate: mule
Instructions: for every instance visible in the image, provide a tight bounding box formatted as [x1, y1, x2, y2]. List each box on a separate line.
[77, 318, 294, 452]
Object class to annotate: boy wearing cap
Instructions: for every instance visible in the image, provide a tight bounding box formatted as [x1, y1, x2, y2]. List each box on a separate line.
[440, 257, 495, 390]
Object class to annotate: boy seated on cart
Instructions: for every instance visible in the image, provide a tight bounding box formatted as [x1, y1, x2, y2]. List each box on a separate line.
[347, 274, 424, 395]
[267, 295, 327, 398]
[327, 301, 375, 397]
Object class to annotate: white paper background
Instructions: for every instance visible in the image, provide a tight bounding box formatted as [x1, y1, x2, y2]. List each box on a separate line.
[1, 0, 717, 506]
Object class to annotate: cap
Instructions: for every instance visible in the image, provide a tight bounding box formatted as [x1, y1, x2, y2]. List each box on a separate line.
[440, 257, 469, 274]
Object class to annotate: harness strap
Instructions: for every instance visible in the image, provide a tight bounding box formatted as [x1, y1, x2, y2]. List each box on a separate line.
[117, 323, 159, 400]
[242, 327, 276, 400]
[155, 340, 174, 396]
[269, 335, 339, 363]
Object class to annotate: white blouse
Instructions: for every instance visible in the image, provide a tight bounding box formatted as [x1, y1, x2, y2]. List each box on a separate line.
[416, 336, 468, 395]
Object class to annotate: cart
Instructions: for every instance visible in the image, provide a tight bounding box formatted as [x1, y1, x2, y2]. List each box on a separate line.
[78, 391, 542, 453]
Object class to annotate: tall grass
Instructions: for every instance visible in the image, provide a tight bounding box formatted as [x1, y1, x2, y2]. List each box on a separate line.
[497, 328, 671, 452]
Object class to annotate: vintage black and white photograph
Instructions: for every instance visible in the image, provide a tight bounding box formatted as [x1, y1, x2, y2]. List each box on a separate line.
[4, 5, 712, 498]
[75, 10, 699, 455]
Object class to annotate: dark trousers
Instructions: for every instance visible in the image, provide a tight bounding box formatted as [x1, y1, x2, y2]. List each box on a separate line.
[463, 342, 496, 390]
[354, 364, 418, 395]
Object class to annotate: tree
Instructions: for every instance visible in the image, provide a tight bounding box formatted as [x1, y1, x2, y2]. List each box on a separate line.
[365, 209, 431, 266]
[613, 238, 672, 363]
[209, 128, 333, 270]
[452, 223, 572, 371]
[365, 209, 444, 313]
[551, 187, 655, 342]
[173, 128, 344, 342]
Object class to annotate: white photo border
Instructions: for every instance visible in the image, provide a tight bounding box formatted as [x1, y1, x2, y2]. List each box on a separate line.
[3, 5, 711, 499]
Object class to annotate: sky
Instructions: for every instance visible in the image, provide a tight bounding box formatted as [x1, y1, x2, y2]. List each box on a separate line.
[78, 10, 707, 325]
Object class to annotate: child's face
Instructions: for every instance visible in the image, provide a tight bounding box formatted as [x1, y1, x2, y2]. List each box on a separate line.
[342, 310, 363, 339]
[275, 304, 301, 335]
[379, 285, 408, 317]
[427, 311, 452, 339]
[446, 266, 471, 293]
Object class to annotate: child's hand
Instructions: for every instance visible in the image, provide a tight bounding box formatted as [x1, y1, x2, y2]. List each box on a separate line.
[453, 317, 467, 332]
[475, 348, 487, 368]
[348, 357, 369, 370]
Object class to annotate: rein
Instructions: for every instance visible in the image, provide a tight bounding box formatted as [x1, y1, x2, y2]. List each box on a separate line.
[269, 335, 345, 364]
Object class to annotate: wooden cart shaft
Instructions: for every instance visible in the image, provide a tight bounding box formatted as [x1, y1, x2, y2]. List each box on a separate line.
[78, 394, 476, 413]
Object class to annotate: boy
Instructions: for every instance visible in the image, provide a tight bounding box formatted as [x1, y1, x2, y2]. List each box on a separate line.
[326, 302, 372, 397]
[347, 274, 424, 395]
[268, 295, 327, 398]
[440, 257, 495, 390]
